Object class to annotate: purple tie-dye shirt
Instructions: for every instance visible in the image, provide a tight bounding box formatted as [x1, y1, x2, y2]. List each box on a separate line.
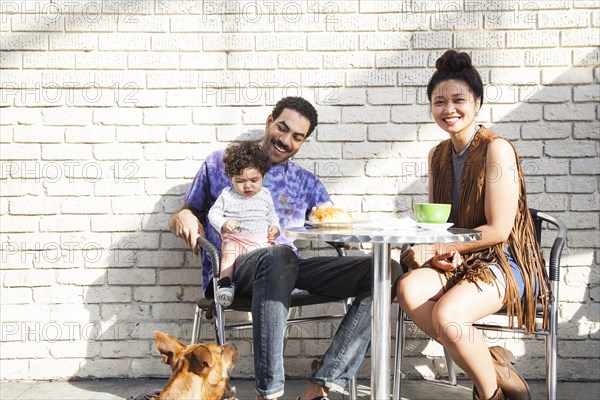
[183, 149, 330, 295]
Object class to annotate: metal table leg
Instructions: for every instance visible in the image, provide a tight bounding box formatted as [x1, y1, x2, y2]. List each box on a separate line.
[371, 243, 391, 400]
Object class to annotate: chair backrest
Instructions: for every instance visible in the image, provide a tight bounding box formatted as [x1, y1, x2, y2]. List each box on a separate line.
[528, 208, 567, 283]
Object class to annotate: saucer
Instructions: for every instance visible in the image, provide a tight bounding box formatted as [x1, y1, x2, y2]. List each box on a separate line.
[417, 222, 454, 231]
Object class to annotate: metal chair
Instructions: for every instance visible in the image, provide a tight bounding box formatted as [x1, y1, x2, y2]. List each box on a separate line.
[393, 208, 567, 400]
[191, 236, 358, 399]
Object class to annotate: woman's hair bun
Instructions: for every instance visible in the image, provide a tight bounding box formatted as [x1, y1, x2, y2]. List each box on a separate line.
[435, 50, 473, 72]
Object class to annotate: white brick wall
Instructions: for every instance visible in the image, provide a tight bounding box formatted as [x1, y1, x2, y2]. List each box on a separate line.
[0, 0, 598, 383]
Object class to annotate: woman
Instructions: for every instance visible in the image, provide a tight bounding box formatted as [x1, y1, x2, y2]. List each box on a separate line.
[396, 50, 549, 400]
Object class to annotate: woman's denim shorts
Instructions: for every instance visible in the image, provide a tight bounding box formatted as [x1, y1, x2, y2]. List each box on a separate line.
[488, 249, 525, 298]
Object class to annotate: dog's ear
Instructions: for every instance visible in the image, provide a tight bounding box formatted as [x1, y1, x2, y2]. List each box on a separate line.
[188, 345, 214, 375]
[154, 331, 185, 370]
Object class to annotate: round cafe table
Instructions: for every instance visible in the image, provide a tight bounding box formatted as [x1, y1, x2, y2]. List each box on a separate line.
[286, 221, 481, 400]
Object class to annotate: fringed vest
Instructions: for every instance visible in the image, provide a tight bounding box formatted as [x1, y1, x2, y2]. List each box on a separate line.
[431, 126, 550, 334]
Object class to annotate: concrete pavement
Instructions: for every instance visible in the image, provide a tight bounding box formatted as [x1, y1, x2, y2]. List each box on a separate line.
[2, 378, 599, 400]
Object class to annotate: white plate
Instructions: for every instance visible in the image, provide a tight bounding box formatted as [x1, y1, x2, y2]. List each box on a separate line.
[417, 222, 454, 231]
[305, 221, 355, 228]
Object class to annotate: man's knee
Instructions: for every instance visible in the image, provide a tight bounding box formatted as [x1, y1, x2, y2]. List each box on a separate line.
[255, 246, 298, 275]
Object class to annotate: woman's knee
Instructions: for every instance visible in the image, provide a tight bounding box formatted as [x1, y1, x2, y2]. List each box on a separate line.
[431, 301, 468, 342]
[396, 273, 423, 311]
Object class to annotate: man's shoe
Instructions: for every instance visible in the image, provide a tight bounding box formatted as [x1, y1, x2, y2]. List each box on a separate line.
[489, 346, 531, 400]
[473, 386, 506, 400]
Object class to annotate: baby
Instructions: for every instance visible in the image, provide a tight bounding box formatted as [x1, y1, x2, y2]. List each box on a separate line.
[208, 141, 280, 307]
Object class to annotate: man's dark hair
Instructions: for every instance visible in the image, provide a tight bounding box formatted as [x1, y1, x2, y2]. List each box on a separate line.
[223, 141, 271, 178]
[427, 50, 484, 106]
[271, 96, 319, 137]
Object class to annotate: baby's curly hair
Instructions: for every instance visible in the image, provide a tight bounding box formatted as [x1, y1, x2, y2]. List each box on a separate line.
[223, 141, 271, 178]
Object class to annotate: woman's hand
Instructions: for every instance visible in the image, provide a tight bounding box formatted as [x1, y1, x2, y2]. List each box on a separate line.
[430, 250, 463, 271]
[267, 226, 280, 243]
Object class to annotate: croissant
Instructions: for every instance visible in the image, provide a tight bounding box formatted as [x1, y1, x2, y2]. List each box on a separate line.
[308, 207, 353, 224]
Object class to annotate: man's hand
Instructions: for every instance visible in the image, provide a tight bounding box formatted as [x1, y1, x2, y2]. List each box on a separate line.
[430, 250, 463, 271]
[221, 219, 239, 233]
[168, 208, 205, 256]
[267, 226, 280, 243]
[310, 201, 334, 214]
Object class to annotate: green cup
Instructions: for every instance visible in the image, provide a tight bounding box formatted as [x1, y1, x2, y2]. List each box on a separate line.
[413, 203, 451, 224]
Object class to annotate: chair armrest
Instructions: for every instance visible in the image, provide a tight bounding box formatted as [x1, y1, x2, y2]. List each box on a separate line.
[536, 211, 567, 283]
[197, 236, 221, 277]
[326, 241, 347, 257]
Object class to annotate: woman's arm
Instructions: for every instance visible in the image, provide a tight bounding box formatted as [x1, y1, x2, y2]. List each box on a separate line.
[405, 139, 520, 270]
[431, 138, 519, 269]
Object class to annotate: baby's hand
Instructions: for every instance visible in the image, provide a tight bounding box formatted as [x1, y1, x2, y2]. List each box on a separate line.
[267, 226, 280, 243]
[221, 220, 239, 233]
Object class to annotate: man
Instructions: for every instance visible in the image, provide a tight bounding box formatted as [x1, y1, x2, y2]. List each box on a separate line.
[169, 97, 373, 400]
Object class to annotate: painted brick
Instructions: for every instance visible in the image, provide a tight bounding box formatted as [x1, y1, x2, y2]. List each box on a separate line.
[432, 10, 483, 30]
[367, 88, 417, 105]
[492, 104, 542, 122]
[412, 32, 453, 49]
[542, 67, 594, 85]
[574, 85, 600, 102]
[118, 16, 168, 33]
[342, 142, 392, 159]
[301, 71, 344, 87]
[375, 51, 428, 68]
[574, 48, 600, 67]
[180, 52, 227, 70]
[507, 31, 559, 48]
[2, 270, 54, 287]
[491, 68, 540, 85]
[455, 31, 504, 48]
[562, 29, 600, 47]
[522, 122, 572, 139]
[308, 33, 357, 51]
[256, 33, 304, 51]
[525, 49, 572, 67]
[99, 34, 150, 51]
[323, 52, 373, 69]
[570, 194, 600, 212]
[538, 10, 589, 29]
[23, 53, 74, 70]
[0, 33, 48, 51]
[545, 141, 597, 157]
[574, 122, 600, 140]
[341, 106, 389, 124]
[49, 34, 96, 51]
[391, 105, 432, 123]
[346, 70, 396, 87]
[12, 126, 63, 143]
[571, 158, 600, 175]
[203, 34, 253, 51]
[169, 15, 221, 33]
[522, 85, 571, 103]
[316, 125, 366, 142]
[545, 104, 596, 121]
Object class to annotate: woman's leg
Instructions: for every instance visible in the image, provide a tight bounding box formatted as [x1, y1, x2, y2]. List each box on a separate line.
[396, 267, 449, 340]
[432, 279, 504, 399]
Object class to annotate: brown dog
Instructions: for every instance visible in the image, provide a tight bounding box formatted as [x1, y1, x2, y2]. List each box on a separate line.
[154, 331, 238, 400]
